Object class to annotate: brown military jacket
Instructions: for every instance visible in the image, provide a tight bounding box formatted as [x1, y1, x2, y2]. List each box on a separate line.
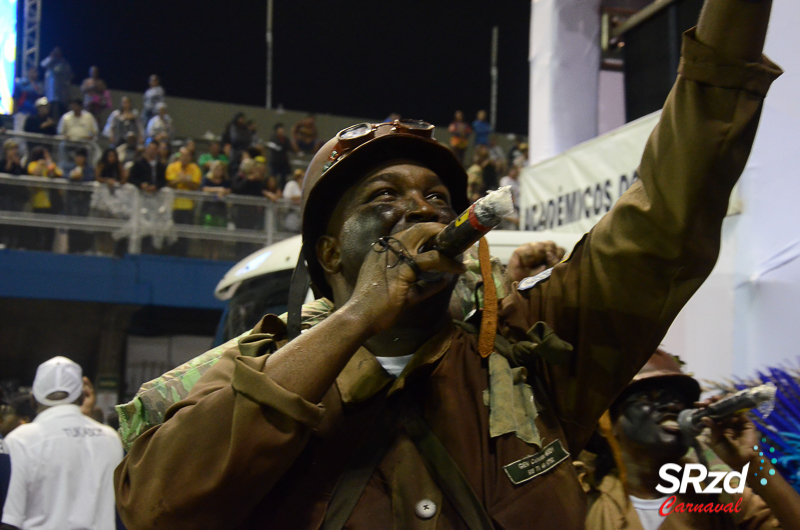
[586, 474, 779, 530]
[115, 28, 782, 530]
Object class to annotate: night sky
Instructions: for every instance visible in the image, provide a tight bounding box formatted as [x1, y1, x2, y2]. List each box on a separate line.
[30, 0, 531, 133]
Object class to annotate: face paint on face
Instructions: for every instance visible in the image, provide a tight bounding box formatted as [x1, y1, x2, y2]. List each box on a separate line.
[616, 381, 694, 456]
[327, 160, 457, 289]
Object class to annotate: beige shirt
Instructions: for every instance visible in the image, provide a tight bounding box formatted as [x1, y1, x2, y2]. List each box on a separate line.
[587, 474, 779, 530]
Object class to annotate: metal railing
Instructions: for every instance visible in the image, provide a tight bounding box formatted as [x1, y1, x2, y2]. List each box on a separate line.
[0, 173, 300, 260]
[0, 130, 103, 169]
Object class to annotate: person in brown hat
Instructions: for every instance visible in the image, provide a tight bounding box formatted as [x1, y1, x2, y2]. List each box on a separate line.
[586, 350, 800, 530]
[115, 1, 782, 527]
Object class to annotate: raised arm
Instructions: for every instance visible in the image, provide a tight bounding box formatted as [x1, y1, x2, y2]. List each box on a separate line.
[500, 0, 781, 453]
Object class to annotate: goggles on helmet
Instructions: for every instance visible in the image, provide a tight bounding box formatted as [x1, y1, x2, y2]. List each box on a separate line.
[322, 119, 435, 174]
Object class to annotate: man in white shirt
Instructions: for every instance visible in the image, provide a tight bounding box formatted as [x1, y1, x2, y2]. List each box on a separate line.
[146, 102, 173, 142]
[1, 357, 123, 530]
[56, 100, 98, 142]
[281, 168, 304, 232]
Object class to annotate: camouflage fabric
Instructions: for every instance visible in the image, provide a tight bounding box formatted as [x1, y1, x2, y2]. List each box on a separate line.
[482, 352, 542, 447]
[116, 251, 506, 451]
[116, 299, 336, 450]
[116, 334, 246, 451]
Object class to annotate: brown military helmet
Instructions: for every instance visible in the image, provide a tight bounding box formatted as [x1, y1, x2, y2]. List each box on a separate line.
[301, 120, 470, 299]
[616, 348, 701, 408]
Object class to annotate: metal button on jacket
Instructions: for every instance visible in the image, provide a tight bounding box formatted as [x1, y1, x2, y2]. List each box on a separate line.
[415, 499, 437, 520]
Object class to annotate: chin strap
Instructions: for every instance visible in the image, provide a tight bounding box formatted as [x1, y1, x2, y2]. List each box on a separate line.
[477, 237, 497, 358]
[287, 249, 311, 340]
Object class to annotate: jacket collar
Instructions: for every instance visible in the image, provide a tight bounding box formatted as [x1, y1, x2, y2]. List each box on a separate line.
[336, 322, 456, 404]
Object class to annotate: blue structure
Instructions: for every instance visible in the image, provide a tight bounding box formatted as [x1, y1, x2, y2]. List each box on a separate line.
[0, 249, 233, 309]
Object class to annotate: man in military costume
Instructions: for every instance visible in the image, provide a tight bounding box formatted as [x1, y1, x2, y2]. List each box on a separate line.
[586, 350, 800, 529]
[115, 1, 782, 527]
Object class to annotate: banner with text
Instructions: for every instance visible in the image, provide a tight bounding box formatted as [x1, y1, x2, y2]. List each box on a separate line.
[520, 111, 660, 233]
[519, 110, 741, 233]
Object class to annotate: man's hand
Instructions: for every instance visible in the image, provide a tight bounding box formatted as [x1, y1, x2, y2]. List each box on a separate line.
[506, 241, 565, 283]
[345, 223, 466, 335]
[703, 412, 759, 471]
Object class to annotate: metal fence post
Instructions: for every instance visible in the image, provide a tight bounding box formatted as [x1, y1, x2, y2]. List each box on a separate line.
[265, 201, 275, 247]
[128, 188, 142, 254]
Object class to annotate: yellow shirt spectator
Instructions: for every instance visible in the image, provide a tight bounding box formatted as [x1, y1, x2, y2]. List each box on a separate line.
[166, 159, 202, 210]
[28, 159, 64, 210]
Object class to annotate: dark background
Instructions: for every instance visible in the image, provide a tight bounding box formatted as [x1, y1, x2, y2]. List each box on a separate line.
[28, 0, 532, 133]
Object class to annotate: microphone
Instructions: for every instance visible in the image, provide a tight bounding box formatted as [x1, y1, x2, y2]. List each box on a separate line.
[424, 186, 515, 257]
[677, 383, 777, 438]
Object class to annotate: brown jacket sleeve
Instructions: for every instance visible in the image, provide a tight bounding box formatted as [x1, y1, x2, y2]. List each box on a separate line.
[500, 28, 782, 454]
[114, 316, 325, 529]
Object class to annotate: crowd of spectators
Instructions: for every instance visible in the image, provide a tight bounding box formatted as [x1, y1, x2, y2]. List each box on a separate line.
[1, 48, 527, 260]
[449, 109, 528, 226]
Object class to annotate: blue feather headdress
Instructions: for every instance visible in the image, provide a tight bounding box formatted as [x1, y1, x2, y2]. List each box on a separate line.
[704, 360, 800, 493]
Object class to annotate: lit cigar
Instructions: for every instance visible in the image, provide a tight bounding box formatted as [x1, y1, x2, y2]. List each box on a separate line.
[425, 186, 515, 257]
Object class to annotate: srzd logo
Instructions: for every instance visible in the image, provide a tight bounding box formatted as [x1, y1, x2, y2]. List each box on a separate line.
[655, 463, 750, 516]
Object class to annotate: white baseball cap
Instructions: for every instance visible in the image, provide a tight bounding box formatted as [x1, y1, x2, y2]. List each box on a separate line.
[32, 356, 83, 406]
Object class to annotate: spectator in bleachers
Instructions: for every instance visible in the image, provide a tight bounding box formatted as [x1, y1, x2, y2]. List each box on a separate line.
[267, 123, 293, 189]
[231, 157, 266, 256]
[263, 174, 282, 202]
[0, 140, 24, 176]
[128, 141, 166, 193]
[95, 148, 127, 255]
[104, 96, 143, 146]
[222, 112, 253, 162]
[116, 131, 140, 168]
[68, 148, 95, 184]
[282, 168, 303, 232]
[80, 66, 111, 121]
[27, 147, 64, 251]
[247, 119, 261, 146]
[96, 147, 126, 185]
[508, 140, 529, 168]
[13, 68, 44, 119]
[142, 74, 165, 126]
[0, 140, 28, 249]
[157, 140, 171, 167]
[466, 156, 484, 203]
[499, 165, 521, 230]
[0, 391, 35, 437]
[487, 135, 505, 166]
[24, 97, 57, 137]
[282, 168, 303, 202]
[474, 144, 498, 191]
[66, 148, 95, 252]
[198, 140, 229, 173]
[231, 157, 268, 197]
[291, 114, 321, 154]
[170, 139, 196, 163]
[200, 160, 231, 260]
[146, 102, 173, 142]
[472, 109, 492, 147]
[448, 110, 472, 165]
[40, 47, 73, 119]
[166, 147, 202, 254]
[57, 99, 99, 141]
